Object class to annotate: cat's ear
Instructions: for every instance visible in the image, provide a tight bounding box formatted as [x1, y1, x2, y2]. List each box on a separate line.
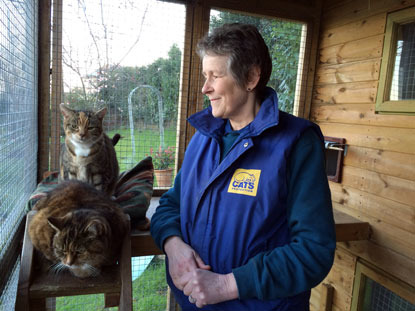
[95, 107, 107, 120]
[85, 219, 109, 237]
[47, 216, 65, 232]
[60, 104, 74, 119]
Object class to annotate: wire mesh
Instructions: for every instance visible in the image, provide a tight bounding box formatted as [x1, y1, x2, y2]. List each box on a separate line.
[390, 21, 415, 101]
[362, 278, 415, 311]
[0, 0, 38, 308]
[57, 0, 186, 189]
[0, 259, 20, 311]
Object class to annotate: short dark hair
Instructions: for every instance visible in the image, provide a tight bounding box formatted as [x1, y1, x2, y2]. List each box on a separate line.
[196, 23, 272, 99]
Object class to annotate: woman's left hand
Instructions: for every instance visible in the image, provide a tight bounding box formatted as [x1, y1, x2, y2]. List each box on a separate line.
[182, 269, 239, 308]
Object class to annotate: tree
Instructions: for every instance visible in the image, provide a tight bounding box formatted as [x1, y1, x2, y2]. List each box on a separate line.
[90, 44, 182, 127]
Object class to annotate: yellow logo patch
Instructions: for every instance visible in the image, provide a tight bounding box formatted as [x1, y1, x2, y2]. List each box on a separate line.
[227, 169, 261, 197]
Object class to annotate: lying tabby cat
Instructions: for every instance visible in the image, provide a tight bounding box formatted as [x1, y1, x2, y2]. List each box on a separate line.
[28, 180, 128, 278]
[59, 104, 119, 195]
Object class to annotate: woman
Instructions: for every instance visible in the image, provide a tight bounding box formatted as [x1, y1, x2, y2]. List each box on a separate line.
[150, 23, 336, 310]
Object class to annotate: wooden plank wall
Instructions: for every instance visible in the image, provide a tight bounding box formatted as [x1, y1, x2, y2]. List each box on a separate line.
[310, 0, 415, 310]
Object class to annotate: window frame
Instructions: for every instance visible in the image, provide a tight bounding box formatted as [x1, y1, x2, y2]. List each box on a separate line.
[376, 6, 415, 115]
[351, 261, 415, 311]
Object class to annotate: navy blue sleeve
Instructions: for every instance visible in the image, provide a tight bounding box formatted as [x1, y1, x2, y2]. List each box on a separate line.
[150, 170, 183, 251]
[233, 128, 336, 299]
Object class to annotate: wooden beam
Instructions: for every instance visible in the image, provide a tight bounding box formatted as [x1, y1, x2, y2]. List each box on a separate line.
[319, 283, 334, 311]
[204, 0, 320, 22]
[50, 0, 63, 171]
[37, 0, 52, 182]
[15, 214, 35, 311]
[333, 209, 370, 242]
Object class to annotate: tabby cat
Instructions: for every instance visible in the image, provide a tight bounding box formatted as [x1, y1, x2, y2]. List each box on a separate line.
[28, 180, 128, 278]
[59, 104, 119, 195]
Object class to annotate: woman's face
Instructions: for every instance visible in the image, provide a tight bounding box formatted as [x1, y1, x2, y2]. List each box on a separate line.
[201, 54, 251, 123]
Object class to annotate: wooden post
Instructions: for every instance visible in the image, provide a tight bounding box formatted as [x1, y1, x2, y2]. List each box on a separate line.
[319, 283, 334, 311]
[37, 0, 52, 182]
[50, 0, 63, 171]
[176, 2, 211, 170]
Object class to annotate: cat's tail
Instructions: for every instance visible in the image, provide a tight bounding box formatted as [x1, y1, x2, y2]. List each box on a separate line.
[111, 133, 121, 146]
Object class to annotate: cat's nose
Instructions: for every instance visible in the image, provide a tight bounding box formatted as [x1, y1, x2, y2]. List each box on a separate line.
[65, 254, 75, 266]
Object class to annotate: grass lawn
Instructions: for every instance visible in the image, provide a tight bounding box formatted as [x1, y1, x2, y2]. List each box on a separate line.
[108, 127, 177, 172]
[55, 256, 167, 311]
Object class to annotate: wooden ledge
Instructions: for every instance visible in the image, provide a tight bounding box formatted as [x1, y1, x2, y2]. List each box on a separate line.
[333, 209, 371, 242]
[130, 208, 371, 256]
[131, 229, 163, 257]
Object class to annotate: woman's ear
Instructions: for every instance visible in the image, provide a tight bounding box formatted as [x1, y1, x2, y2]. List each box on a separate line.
[246, 66, 261, 91]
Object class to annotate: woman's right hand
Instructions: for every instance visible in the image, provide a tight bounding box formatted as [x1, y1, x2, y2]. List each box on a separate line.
[163, 236, 211, 290]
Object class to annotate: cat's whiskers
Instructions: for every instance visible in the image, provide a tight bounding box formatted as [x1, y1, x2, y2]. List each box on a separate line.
[49, 262, 68, 275]
[83, 264, 100, 277]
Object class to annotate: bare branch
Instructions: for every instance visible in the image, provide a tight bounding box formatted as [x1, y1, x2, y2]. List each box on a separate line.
[112, 3, 149, 71]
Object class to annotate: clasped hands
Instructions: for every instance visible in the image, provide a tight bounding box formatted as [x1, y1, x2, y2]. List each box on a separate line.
[164, 236, 238, 308]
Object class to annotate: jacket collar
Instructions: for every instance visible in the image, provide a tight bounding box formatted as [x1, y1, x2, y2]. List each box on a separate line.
[187, 87, 280, 139]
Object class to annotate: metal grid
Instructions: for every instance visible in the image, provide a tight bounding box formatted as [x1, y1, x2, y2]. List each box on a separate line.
[390, 21, 415, 101]
[363, 278, 415, 311]
[0, 0, 38, 308]
[0, 259, 20, 311]
[56, 0, 186, 188]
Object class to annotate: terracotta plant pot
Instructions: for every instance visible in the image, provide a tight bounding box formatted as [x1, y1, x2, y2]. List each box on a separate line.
[154, 168, 173, 187]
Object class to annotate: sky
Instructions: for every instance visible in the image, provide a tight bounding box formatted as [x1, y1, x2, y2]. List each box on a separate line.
[62, 0, 186, 90]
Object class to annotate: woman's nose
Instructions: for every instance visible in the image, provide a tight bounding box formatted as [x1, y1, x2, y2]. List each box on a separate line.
[202, 78, 212, 94]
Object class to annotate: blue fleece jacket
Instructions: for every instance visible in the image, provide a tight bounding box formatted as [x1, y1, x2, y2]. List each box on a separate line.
[150, 88, 336, 310]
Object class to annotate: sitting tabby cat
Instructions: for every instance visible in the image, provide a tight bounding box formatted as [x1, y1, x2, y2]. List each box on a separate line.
[59, 104, 119, 195]
[28, 180, 128, 278]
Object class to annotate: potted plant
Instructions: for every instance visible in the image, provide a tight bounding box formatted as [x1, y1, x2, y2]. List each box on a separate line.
[150, 146, 175, 187]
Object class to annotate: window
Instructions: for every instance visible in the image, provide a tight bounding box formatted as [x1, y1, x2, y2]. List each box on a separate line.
[376, 7, 415, 114]
[351, 262, 415, 311]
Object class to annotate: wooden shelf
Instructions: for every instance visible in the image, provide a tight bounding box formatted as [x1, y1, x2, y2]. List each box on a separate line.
[130, 204, 371, 256]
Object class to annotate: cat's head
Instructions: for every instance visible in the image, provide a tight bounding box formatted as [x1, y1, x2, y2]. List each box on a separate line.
[47, 209, 113, 278]
[60, 104, 106, 145]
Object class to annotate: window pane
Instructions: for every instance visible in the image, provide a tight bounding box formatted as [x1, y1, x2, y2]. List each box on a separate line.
[209, 10, 306, 115]
[62, 0, 186, 188]
[390, 22, 415, 101]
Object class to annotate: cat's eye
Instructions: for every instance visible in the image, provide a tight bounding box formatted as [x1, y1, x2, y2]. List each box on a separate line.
[88, 127, 95, 130]
[71, 124, 78, 130]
